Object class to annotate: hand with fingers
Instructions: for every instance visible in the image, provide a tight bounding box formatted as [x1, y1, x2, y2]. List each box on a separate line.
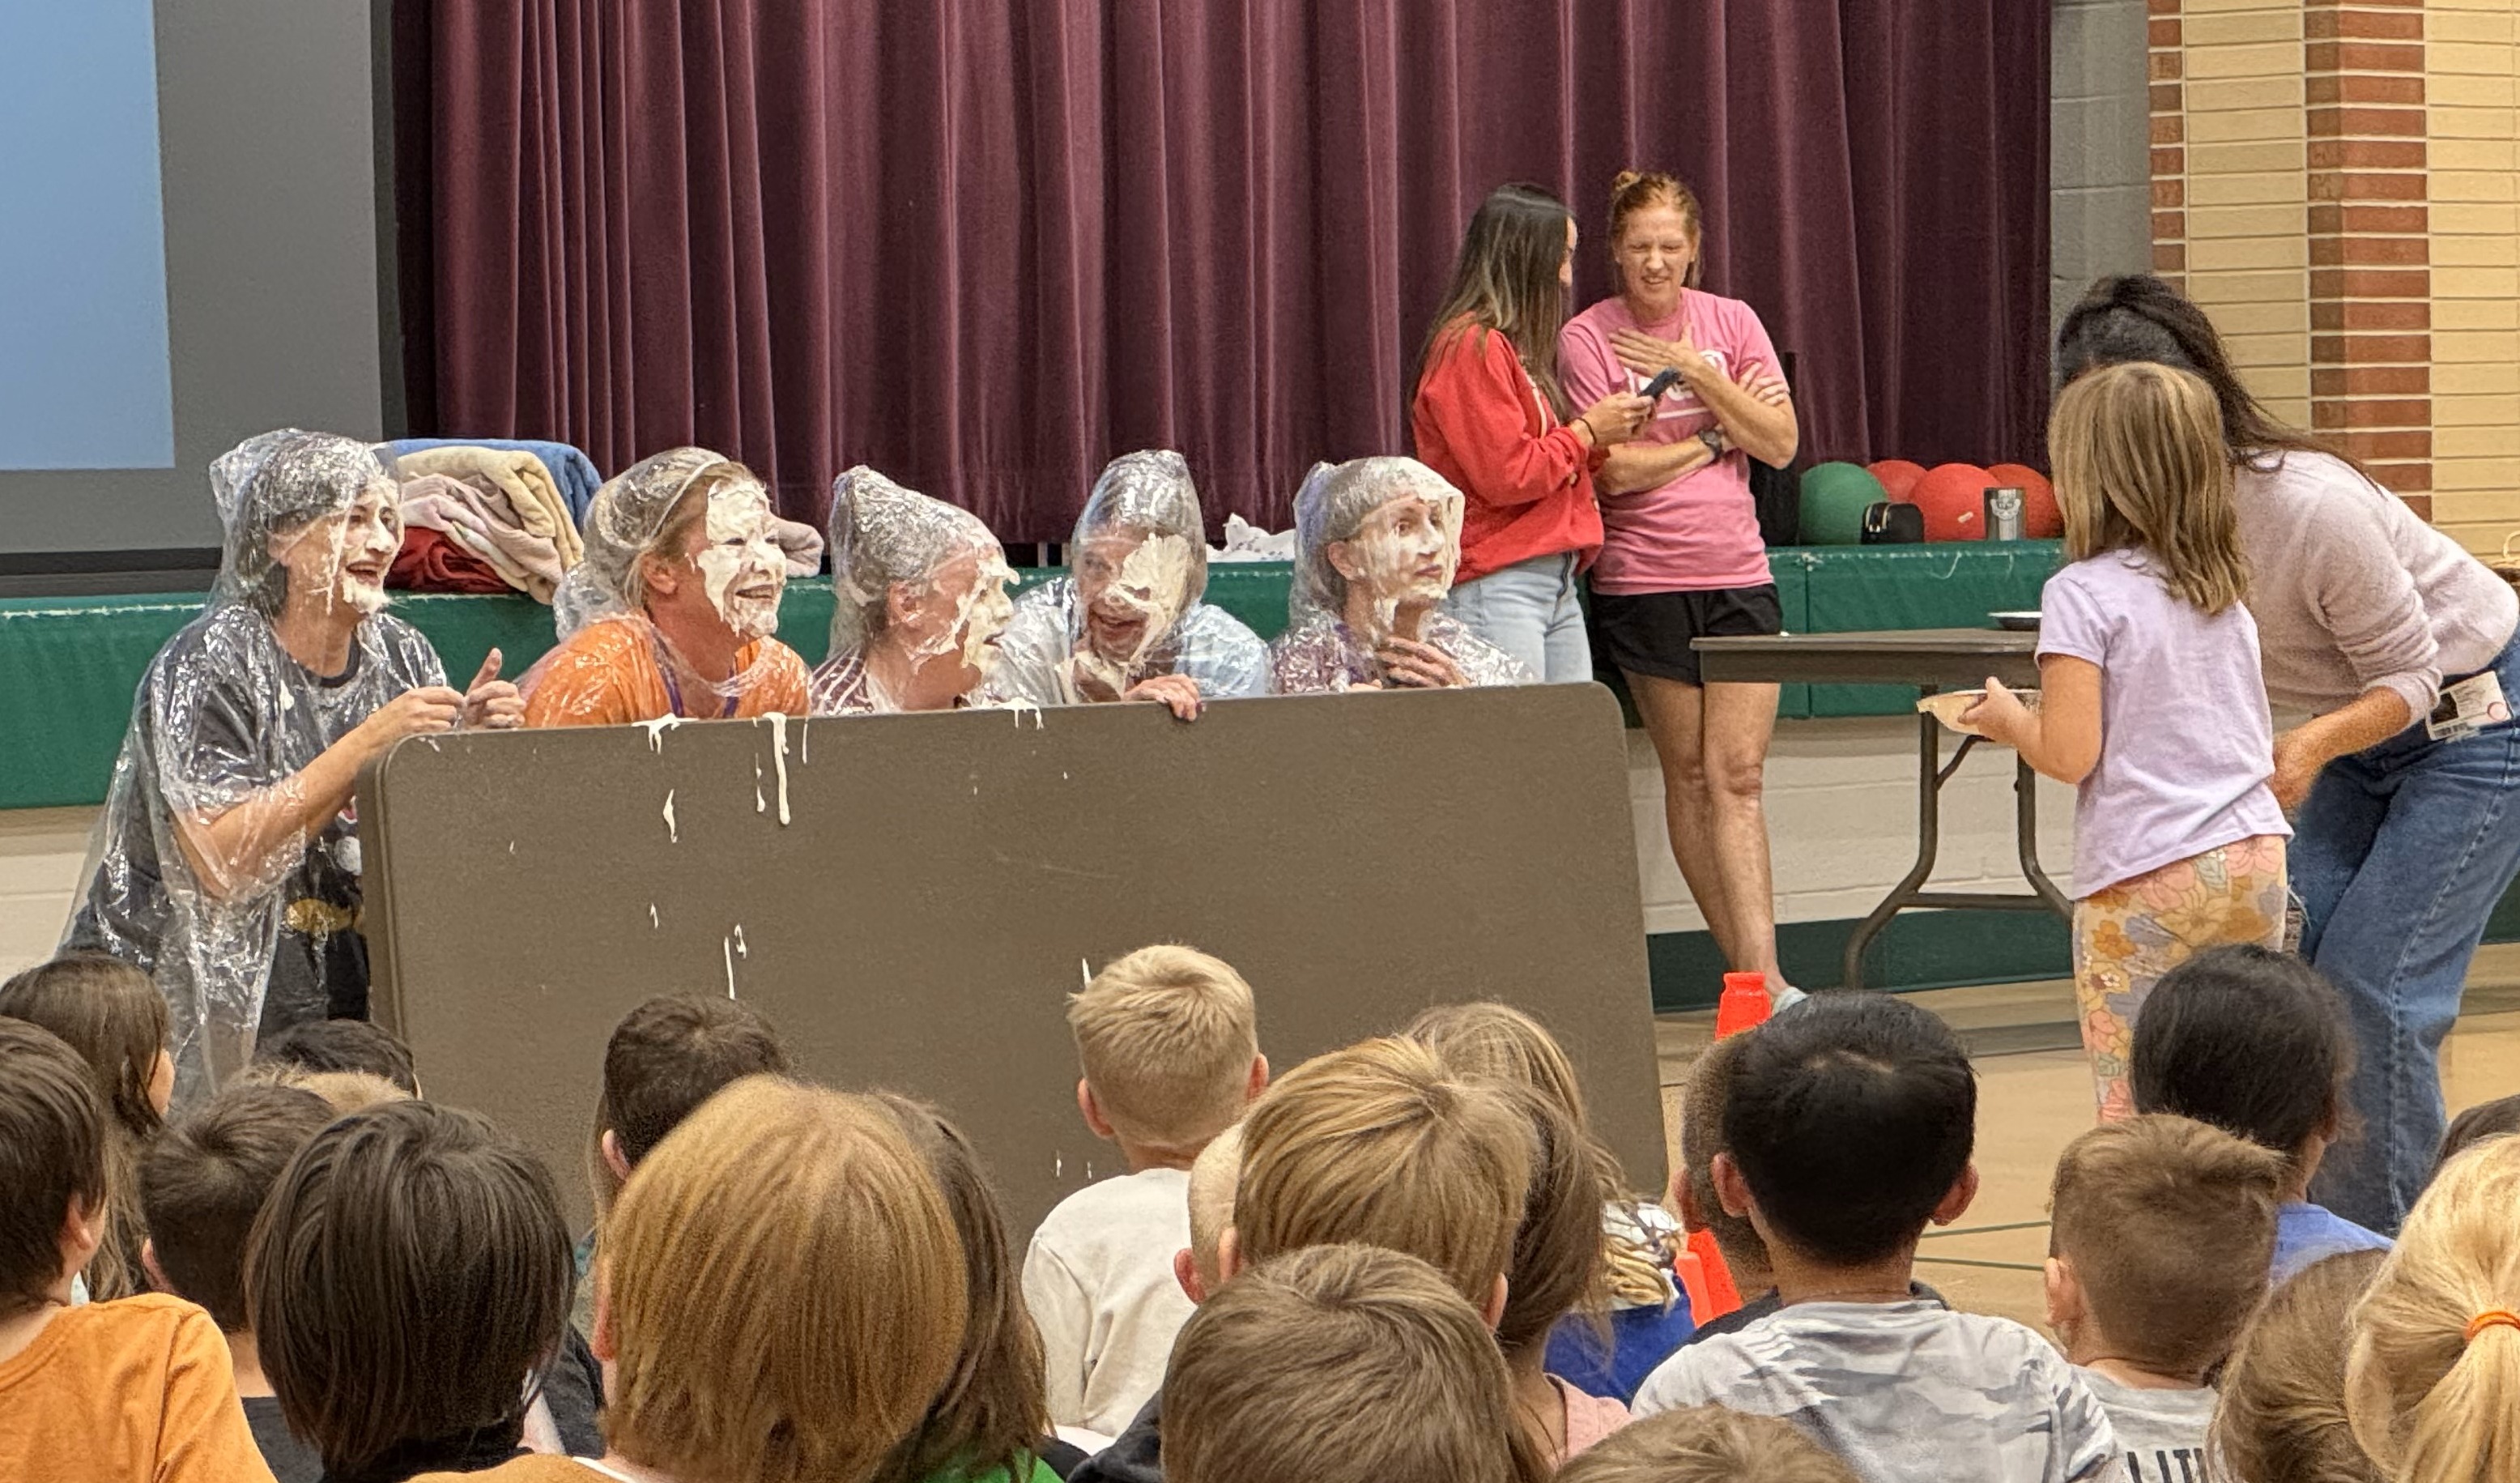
[1376, 637, 1469, 689]
[1124, 672, 1205, 721]
[460, 648, 526, 730]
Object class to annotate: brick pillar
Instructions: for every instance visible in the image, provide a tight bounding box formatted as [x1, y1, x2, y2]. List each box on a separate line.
[2306, 2, 2432, 516]
[2150, 0, 2186, 288]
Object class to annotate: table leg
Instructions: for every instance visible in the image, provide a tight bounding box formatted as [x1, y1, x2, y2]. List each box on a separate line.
[2015, 755, 2072, 917]
[1842, 711, 1948, 991]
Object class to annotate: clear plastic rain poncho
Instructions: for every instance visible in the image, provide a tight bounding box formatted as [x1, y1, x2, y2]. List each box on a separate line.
[63, 431, 449, 1102]
[1268, 456, 1530, 692]
[811, 467, 1016, 714]
[979, 450, 1269, 705]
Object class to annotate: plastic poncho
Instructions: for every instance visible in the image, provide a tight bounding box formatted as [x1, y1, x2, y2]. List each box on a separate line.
[980, 450, 1269, 705]
[1268, 456, 1529, 692]
[63, 431, 449, 1102]
[811, 467, 1016, 714]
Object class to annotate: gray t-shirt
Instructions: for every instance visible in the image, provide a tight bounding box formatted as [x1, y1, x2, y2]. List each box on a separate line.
[1631, 1299, 2122, 1483]
[2072, 1369, 2214, 1483]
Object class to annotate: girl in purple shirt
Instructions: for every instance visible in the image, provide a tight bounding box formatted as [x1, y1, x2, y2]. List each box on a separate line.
[1965, 363, 2289, 1117]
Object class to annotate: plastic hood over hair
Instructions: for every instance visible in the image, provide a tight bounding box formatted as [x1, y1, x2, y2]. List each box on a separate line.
[825, 465, 1006, 657]
[1288, 455, 1466, 628]
[553, 446, 758, 638]
[1073, 450, 1211, 612]
[66, 431, 451, 1104]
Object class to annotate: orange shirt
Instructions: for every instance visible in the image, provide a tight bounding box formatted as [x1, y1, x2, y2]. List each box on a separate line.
[0, 1293, 275, 1483]
[521, 616, 811, 727]
[414, 1459, 599, 1482]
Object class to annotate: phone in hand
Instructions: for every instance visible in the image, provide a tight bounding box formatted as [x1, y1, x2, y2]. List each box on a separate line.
[1641, 368, 1683, 400]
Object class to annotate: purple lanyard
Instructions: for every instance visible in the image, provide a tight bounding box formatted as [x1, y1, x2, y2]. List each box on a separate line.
[654, 634, 738, 719]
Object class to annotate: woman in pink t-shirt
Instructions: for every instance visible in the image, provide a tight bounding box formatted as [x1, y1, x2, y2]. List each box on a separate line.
[1559, 171, 1799, 992]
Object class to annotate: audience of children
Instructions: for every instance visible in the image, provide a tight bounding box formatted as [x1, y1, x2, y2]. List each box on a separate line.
[2212, 1249, 2390, 1483]
[2129, 944, 2393, 1281]
[1026, 946, 1266, 1444]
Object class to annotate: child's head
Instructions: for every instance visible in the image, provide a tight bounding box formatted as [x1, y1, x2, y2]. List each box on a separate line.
[2131, 945, 2352, 1181]
[600, 1076, 968, 1483]
[1487, 1082, 1603, 1365]
[1166, 1243, 1537, 1483]
[1721, 993, 1977, 1269]
[2214, 1248, 2387, 1483]
[1679, 1031, 1769, 1286]
[1403, 1001, 1588, 1120]
[2344, 1136, 2520, 1481]
[2047, 359, 2248, 615]
[867, 1092, 1049, 1483]
[602, 994, 790, 1171]
[1554, 1405, 1861, 1483]
[2045, 1113, 2284, 1379]
[1232, 1037, 1530, 1310]
[0, 1018, 108, 1316]
[252, 1017, 419, 1094]
[138, 1083, 334, 1332]
[0, 952, 172, 1135]
[248, 1100, 573, 1481]
[1179, 1120, 1245, 1302]
[1068, 944, 1263, 1157]
[2435, 1094, 2520, 1181]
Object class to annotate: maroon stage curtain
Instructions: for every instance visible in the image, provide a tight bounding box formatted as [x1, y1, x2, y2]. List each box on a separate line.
[395, 2, 2049, 537]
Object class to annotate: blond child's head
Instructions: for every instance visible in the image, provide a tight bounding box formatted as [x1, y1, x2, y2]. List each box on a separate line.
[2345, 1136, 2520, 1481]
[1678, 1030, 1768, 1289]
[1177, 1121, 1244, 1302]
[1069, 945, 1264, 1158]
[599, 1076, 967, 1483]
[2214, 1248, 2387, 1483]
[1230, 1036, 1528, 1311]
[1166, 1243, 1541, 1483]
[1556, 1405, 1860, 1483]
[2048, 359, 2247, 615]
[2045, 1114, 2284, 1379]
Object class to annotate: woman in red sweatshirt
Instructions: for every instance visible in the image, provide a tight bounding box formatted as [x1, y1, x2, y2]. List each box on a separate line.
[1411, 183, 1653, 682]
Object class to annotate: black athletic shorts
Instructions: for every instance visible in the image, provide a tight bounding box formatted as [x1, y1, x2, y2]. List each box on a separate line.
[1589, 582, 1784, 687]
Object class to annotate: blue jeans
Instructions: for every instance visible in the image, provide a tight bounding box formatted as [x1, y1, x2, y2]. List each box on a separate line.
[2301, 630, 2520, 1232]
[1445, 552, 1594, 683]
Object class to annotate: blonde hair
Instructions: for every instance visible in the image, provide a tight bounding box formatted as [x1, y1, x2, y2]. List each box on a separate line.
[1556, 1405, 1861, 1483]
[2346, 1138, 2520, 1481]
[1069, 944, 1260, 1151]
[2215, 1248, 2387, 1483]
[1679, 1033, 1768, 1288]
[2048, 360, 2249, 614]
[1185, 1122, 1244, 1293]
[602, 1076, 968, 1483]
[1607, 170, 1705, 291]
[1166, 1243, 1544, 1483]
[296, 1070, 411, 1114]
[2049, 1114, 2284, 1376]
[1237, 1037, 1529, 1305]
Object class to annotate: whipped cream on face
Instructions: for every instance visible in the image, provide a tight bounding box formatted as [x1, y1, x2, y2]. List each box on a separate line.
[698, 486, 785, 641]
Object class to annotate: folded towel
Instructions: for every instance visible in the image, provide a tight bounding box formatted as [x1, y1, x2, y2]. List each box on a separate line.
[772, 517, 824, 577]
[393, 446, 585, 568]
[389, 528, 513, 595]
[389, 437, 603, 524]
[400, 473, 567, 603]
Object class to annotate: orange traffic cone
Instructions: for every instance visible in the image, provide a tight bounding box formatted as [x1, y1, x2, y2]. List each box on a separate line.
[1714, 970, 1773, 1039]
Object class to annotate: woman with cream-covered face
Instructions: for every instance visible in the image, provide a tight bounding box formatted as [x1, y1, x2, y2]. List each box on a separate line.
[813, 465, 1018, 714]
[522, 449, 814, 727]
[65, 431, 516, 1102]
[1271, 457, 1531, 693]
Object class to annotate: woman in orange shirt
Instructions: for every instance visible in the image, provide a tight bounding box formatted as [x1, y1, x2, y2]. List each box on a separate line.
[521, 448, 811, 726]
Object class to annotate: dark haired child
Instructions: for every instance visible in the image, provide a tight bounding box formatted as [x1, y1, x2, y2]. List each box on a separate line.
[2434, 1092, 2520, 1181]
[0, 1018, 270, 1483]
[2130, 944, 2393, 1273]
[251, 1016, 420, 1094]
[1630, 993, 2118, 1482]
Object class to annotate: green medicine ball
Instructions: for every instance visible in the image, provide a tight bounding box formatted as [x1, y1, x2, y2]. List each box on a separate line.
[1798, 462, 1886, 546]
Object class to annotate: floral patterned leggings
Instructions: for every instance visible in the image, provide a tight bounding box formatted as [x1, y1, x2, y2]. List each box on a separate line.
[2072, 834, 2290, 1120]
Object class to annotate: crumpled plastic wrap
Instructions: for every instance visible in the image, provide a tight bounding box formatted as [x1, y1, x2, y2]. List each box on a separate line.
[63, 431, 451, 1102]
[1269, 456, 1529, 692]
[980, 450, 1269, 705]
[811, 467, 1015, 714]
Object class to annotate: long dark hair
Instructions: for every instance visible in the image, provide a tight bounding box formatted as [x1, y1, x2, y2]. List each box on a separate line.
[1419, 184, 1577, 419]
[2054, 275, 2346, 474]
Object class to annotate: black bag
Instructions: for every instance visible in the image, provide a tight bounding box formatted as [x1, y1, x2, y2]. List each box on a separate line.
[1860, 501, 1924, 544]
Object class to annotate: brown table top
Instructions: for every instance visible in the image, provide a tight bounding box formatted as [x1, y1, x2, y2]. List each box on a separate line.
[1692, 627, 2042, 689]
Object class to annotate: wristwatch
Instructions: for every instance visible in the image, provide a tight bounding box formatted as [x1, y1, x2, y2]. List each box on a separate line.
[1699, 425, 1728, 458]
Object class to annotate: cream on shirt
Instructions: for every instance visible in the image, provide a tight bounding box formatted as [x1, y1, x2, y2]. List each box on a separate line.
[1022, 1166, 1195, 1438]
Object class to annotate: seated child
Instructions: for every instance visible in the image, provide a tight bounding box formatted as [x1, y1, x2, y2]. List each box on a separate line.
[0, 1018, 269, 1483]
[1086, 1123, 1245, 1483]
[138, 1083, 338, 1483]
[2211, 1248, 2386, 1483]
[2045, 1114, 2284, 1481]
[1164, 1243, 1535, 1483]
[2434, 1093, 2520, 1180]
[2129, 945, 2390, 1280]
[1630, 993, 2118, 1483]
[1028, 946, 1267, 1439]
[1554, 1405, 1860, 1483]
[0, 952, 174, 1300]
[423, 1077, 968, 1483]
[2340, 1136, 2520, 1482]
[1671, 1031, 1773, 1343]
[250, 1016, 420, 1094]
[248, 1100, 580, 1482]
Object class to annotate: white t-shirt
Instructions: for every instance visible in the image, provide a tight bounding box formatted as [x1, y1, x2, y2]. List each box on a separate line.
[1022, 1166, 1196, 1438]
[2072, 1368, 2215, 1483]
[1632, 1299, 2121, 1483]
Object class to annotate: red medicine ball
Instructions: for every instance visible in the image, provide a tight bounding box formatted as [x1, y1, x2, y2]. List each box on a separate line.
[1867, 459, 1927, 501]
[1908, 462, 1994, 541]
[1986, 462, 2061, 539]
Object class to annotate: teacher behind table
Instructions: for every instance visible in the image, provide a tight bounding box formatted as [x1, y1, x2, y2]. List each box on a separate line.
[1560, 171, 1799, 995]
[66, 430, 521, 1102]
[2058, 274, 2520, 1232]
[812, 465, 1018, 714]
[1412, 182, 1654, 682]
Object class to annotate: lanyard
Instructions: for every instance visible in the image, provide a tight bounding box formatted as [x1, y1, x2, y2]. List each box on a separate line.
[654, 633, 739, 719]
